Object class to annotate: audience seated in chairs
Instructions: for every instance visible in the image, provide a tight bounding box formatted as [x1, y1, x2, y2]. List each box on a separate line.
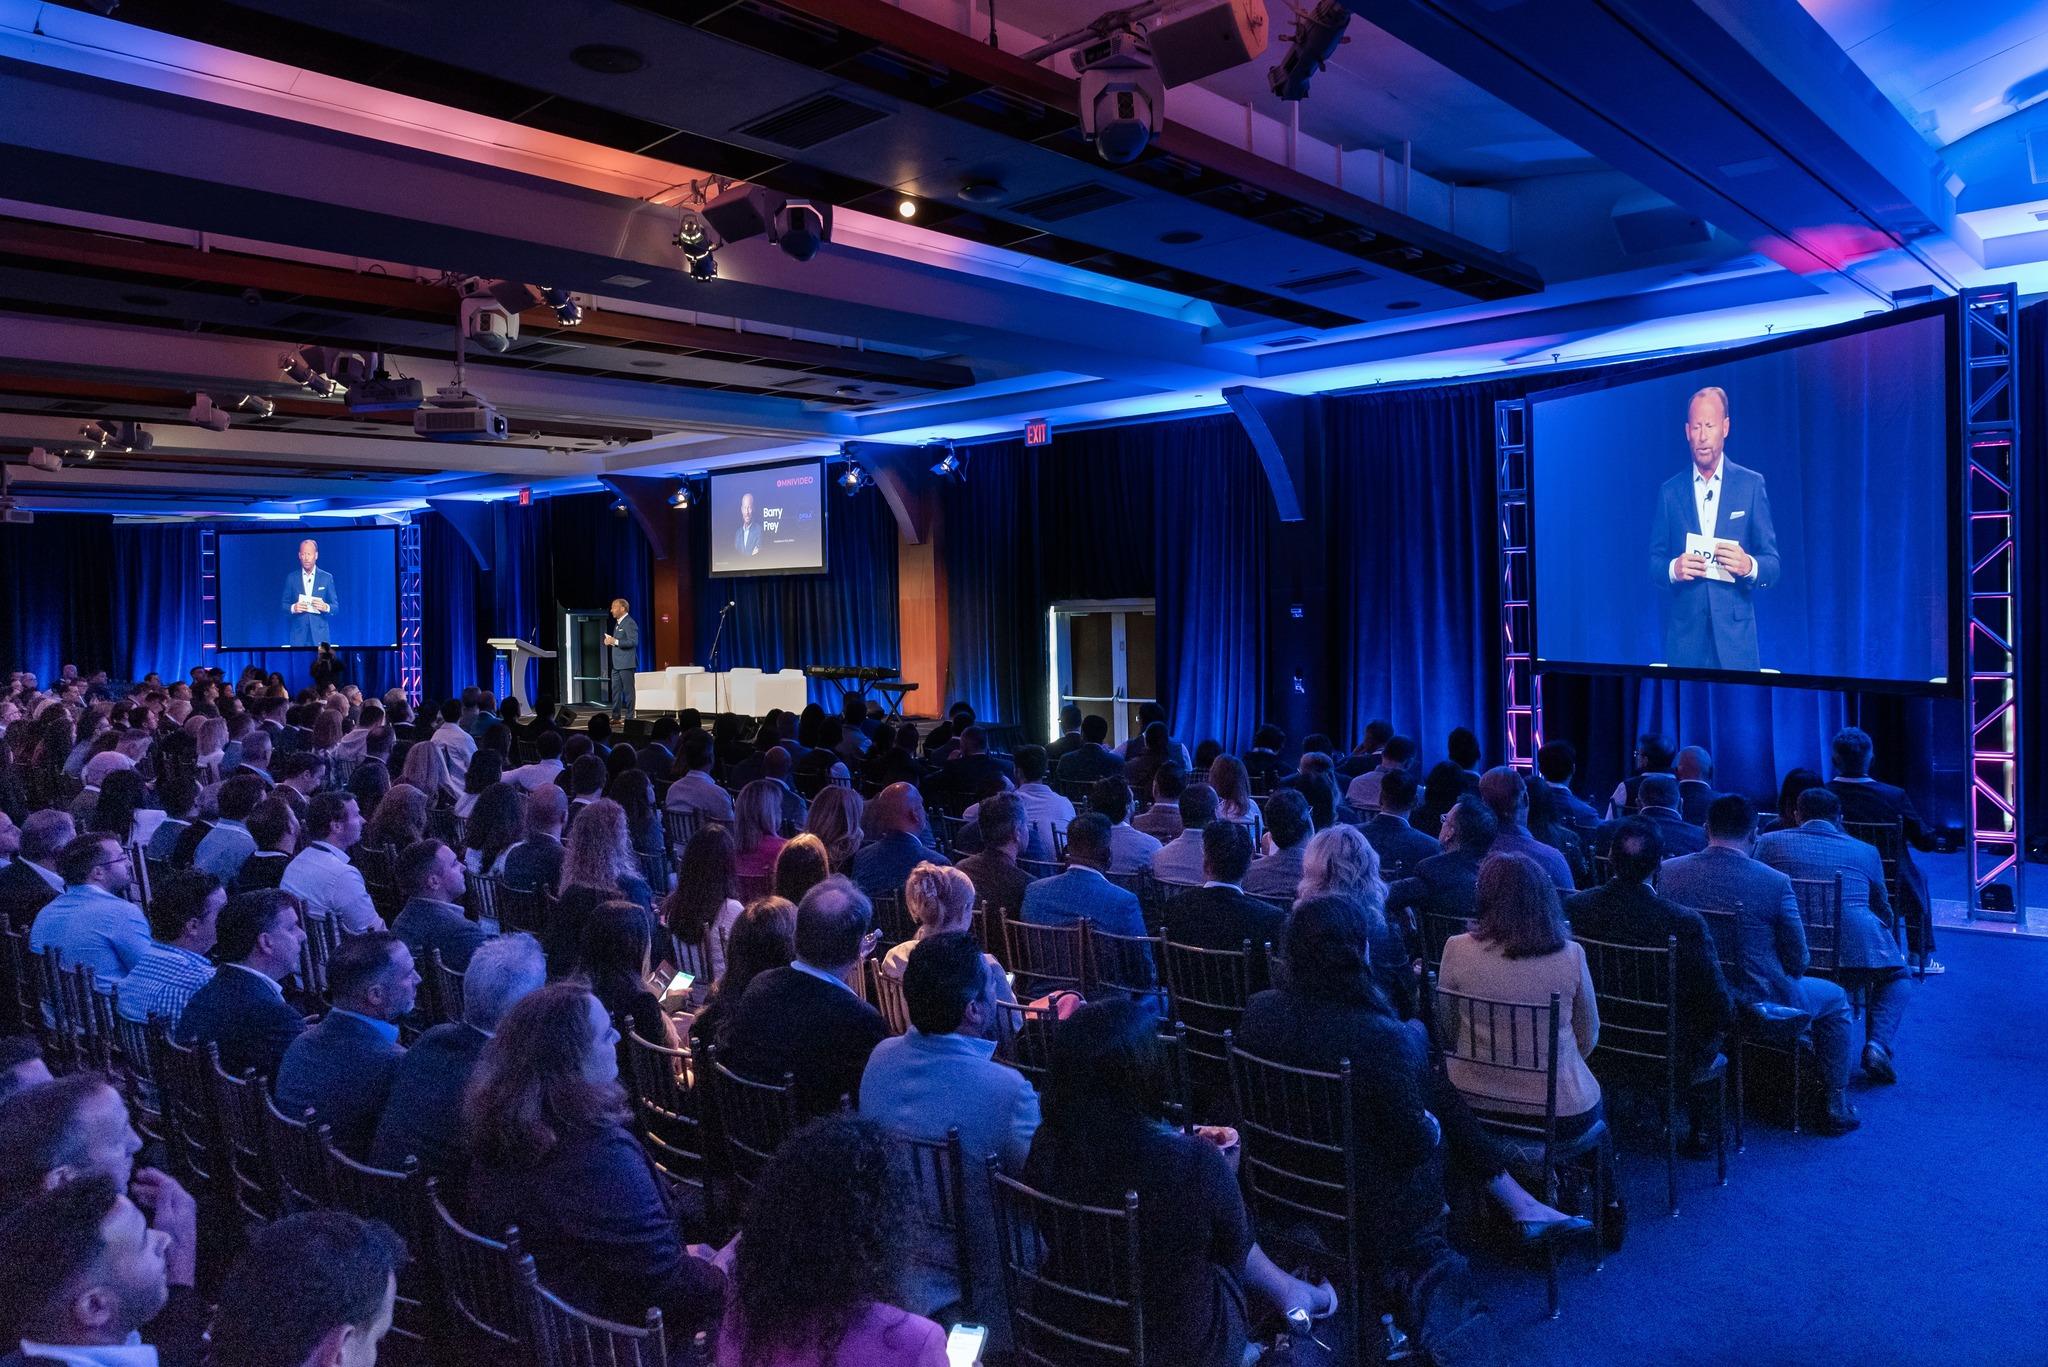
[1607, 733, 1677, 818]
[546, 797, 652, 978]
[500, 782, 567, 894]
[0, 1036, 51, 1107]
[1207, 754, 1263, 840]
[1527, 778, 1594, 890]
[955, 791, 1036, 927]
[29, 832, 148, 984]
[806, 783, 866, 874]
[664, 824, 742, 981]
[1764, 767, 1824, 835]
[859, 932, 1040, 1348]
[1412, 761, 1468, 838]
[206, 1209, 404, 1367]
[773, 832, 832, 906]
[282, 791, 382, 933]
[1602, 773, 1708, 859]
[1535, 740, 1602, 827]
[1827, 725, 1942, 974]
[1659, 795, 1861, 1135]
[1087, 776, 1161, 876]
[1437, 853, 1615, 1222]
[1131, 760, 1187, 844]
[688, 897, 797, 1058]
[1362, 767, 1442, 873]
[878, 862, 1013, 1008]
[0, 809, 70, 927]
[1243, 788, 1313, 900]
[1148, 782, 1219, 884]
[665, 729, 736, 824]
[1296, 824, 1413, 1016]
[1161, 821, 1285, 959]
[459, 780, 525, 878]
[174, 888, 308, 1083]
[1022, 813, 1155, 994]
[390, 839, 487, 974]
[1024, 998, 1335, 1367]
[370, 931, 545, 1174]
[717, 1113, 947, 1367]
[114, 869, 222, 1031]
[1564, 818, 1735, 1155]
[464, 980, 725, 1341]
[1757, 785, 1914, 1085]
[1123, 720, 1178, 803]
[847, 782, 949, 904]
[1344, 732, 1417, 813]
[721, 877, 888, 1119]
[1675, 746, 1720, 827]
[1386, 796, 1497, 954]
[1053, 713, 1122, 788]
[1477, 767, 1575, 893]
[733, 778, 790, 885]
[275, 931, 418, 1159]
[357, 782, 427, 863]
[583, 899, 678, 1054]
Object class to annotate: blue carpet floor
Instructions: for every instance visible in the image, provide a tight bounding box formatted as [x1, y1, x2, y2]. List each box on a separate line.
[1480, 929, 2048, 1365]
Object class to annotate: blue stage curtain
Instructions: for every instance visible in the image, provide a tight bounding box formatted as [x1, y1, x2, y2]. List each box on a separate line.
[1153, 416, 1269, 753]
[419, 512, 483, 705]
[0, 514, 114, 681]
[941, 442, 1036, 729]
[551, 493, 654, 627]
[693, 478, 901, 704]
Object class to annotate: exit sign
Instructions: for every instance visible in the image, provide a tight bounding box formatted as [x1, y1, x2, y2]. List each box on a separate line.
[1023, 417, 1052, 447]
[517, 486, 532, 506]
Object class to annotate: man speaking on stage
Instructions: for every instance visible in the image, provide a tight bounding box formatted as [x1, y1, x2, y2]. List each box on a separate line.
[1648, 386, 1780, 671]
[603, 597, 639, 721]
[281, 538, 339, 646]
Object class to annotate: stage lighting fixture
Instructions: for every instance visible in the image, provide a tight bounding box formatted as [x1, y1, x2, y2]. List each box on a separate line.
[610, 498, 630, 517]
[927, 444, 962, 479]
[1076, 29, 1164, 164]
[536, 285, 584, 327]
[701, 185, 834, 262]
[232, 395, 275, 419]
[668, 485, 692, 510]
[281, 347, 343, 397]
[26, 446, 63, 473]
[837, 461, 870, 494]
[78, 421, 113, 450]
[1268, 0, 1350, 101]
[188, 394, 232, 433]
[773, 200, 829, 261]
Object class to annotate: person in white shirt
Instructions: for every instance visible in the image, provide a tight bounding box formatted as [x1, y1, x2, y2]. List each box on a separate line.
[429, 697, 475, 789]
[1085, 777, 1160, 876]
[282, 792, 384, 934]
[337, 702, 386, 763]
[1003, 744, 1073, 862]
[504, 731, 566, 792]
[663, 731, 735, 824]
[1344, 734, 1416, 814]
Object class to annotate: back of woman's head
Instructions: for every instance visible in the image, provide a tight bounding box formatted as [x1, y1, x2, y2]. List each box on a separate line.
[773, 833, 831, 905]
[665, 824, 737, 941]
[561, 798, 630, 893]
[363, 782, 427, 847]
[806, 785, 864, 867]
[1042, 999, 1167, 1140]
[904, 860, 974, 935]
[736, 780, 782, 851]
[92, 768, 147, 837]
[1776, 766, 1823, 823]
[1297, 824, 1385, 917]
[466, 783, 525, 861]
[348, 760, 391, 815]
[606, 770, 653, 826]
[464, 982, 621, 1168]
[1284, 894, 1384, 1007]
[578, 900, 651, 995]
[1208, 754, 1250, 804]
[710, 898, 798, 1025]
[1422, 761, 1466, 808]
[1472, 852, 1568, 961]
[400, 740, 448, 795]
[464, 748, 505, 795]
[732, 1114, 905, 1364]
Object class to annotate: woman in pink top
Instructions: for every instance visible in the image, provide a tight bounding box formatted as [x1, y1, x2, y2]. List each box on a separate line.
[733, 779, 788, 882]
[718, 1114, 948, 1367]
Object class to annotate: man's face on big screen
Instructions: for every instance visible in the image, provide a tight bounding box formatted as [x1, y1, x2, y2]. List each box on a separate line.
[298, 540, 319, 572]
[1685, 392, 1729, 473]
[740, 492, 754, 525]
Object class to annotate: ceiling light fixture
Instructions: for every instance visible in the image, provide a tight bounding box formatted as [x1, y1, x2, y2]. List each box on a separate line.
[896, 198, 919, 219]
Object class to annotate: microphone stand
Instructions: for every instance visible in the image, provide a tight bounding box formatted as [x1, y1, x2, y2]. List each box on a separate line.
[707, 600, 736, 719]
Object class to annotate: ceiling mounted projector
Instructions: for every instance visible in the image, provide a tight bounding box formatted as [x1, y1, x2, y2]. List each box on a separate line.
[413, 384, 508, 442]
[1077, 30, 1165, 164]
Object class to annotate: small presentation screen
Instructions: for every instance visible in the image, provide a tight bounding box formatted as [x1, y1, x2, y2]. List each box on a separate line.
[709, 460, 826, 577]
[1530, 309, 1955, 691]
[216, 527, 400, 650]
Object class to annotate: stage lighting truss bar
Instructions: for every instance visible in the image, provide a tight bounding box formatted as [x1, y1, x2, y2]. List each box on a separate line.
[1495, 397, 1540, 772]
[399, 521, 423, 709]
[200, 527, 219, 656]
[1960, 283, 2024, 923]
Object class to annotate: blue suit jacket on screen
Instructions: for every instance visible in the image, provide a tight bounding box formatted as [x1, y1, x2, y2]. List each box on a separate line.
[1647, 458, 1780, 671]
[281, 567, 340, 646]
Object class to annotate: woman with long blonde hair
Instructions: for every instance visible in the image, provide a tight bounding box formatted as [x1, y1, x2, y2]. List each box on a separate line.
[733, 779, 787, 881]
[805, 785, 865, 871]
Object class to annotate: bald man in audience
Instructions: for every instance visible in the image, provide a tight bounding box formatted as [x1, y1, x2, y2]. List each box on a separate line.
[848, 783, 949, 902]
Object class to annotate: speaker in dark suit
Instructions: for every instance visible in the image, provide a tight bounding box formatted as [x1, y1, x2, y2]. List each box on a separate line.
[1648, 388, 1780, 671]
[604, 599, 640, 721]
[281, 539, 340, 647]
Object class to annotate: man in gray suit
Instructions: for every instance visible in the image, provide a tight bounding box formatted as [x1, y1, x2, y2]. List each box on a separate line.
[1757, 786, 1912, 1084]
[602, 596, 639, 721]
[1661, 794, 1859, 1134]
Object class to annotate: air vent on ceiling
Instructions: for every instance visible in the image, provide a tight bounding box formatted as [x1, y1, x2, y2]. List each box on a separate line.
[1282, 267, 1372, 295]
[733, 92, 888, 150]
[507, 340, 584, 362]
[270, 310, 352, 334]
[1010, 182, 1136, 223]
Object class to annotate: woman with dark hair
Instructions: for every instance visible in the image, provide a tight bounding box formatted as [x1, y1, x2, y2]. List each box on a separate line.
[347, 759, 391, 819]
[89, 767, 160, 848]
[360, 781, 428, 853]
[465, 981, 723, 1338]
[663, 825, 742, 979]
[773, 833, 832, 906]
[1526, 778, 1593, 889]
[581, 899, 676, 1050]
[717, 1113, 946, 1367]
[1026, 1000, 1332, 1367]
[689, 897, 796, 1055]
[605, 742, 639, 781]
[1206, 754, 1263, 840]
[1412, 761, 1467, 836]
[733, 780, 788, 882]
[461, 781, 526, 876]
[1191, 737, 1223, 775]
[456, 748, 505, 819]
[1765, 766, 1825, 834]
[1437, 853, 1603, 1135]
[606, 769, 664, 868]
[1291, 766, 1340, 831]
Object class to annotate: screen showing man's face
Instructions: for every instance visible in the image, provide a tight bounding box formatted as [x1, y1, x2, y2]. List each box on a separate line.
[740, 492, 754, 525]
[298, 540, 319, 572]
[1685, 393, 1729, 472]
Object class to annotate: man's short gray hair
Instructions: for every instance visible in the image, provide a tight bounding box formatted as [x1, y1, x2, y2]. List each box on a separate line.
[461, 932, 546, 1031]
[1690, 386, 1729, 418]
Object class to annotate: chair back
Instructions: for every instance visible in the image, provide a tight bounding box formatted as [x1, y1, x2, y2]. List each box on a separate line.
[637, 851, 675, 898]
[1790, 875, 1844, 975]
[735, 871, 775, 905]
[428, 948, 467, 1028]
[1086, 926, 1165, 1014]
[705, 1047, 798, 1211]
[1137, 871, 1195, 929]
[210, 1049, 279, 1228]
[0, 915, 36, 1035]
[1577, 934, 1680, 1080]
[1419, 909, 1472, 973]
[621, 1029, 708, 1205]
[660, 807, 701, 859]
[1002, 917, 1087, 998]
[993, 999, 1065, 1091]
[892, 1127, 977, 1322]
[870, 890, 917, 948]
[323, 1140, 432, 1352]
[469, 873, 507, 931]
[1694, 904, 1742, 977]
[299, 910, 343, 1001]
[262, 1096, 331, 1212]
[154, 1030, 221, 1192]
[1842, 819, 1905, 914]
[988, 1163, 1145, 1367]
[933, 812, 971, 857]
[1226, 1038, 1362, 1351]
[517, 1253, 670, 1367]
[1433, 987, 1565, 1155]
[426, 1176, 532, 1362]
[496, 883, 549, 937]
[866, 960, 911, 1034]
[106, 1001, 166, 1146]
[1016, 856, 1065, 881]
[1159, 937, 1258, 1070]
[42, 955, 111, 1076]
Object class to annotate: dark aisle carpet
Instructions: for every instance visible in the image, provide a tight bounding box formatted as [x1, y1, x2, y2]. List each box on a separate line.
[1479, 930, 2048, 1366]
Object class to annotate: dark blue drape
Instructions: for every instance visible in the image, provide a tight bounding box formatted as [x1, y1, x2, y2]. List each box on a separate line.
[419, 512, 484, 704]
[692, 479, 900, 704]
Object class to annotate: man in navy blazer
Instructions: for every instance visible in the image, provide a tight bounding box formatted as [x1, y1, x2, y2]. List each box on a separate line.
[175, 889, 308, 1082]
[1020, 813, 1156, 1001]
[1648, 387, 1780, 671]
[1827, 726, 1940, 972]
[275, 932, 417, 1157]
[281, 538, 340, 646]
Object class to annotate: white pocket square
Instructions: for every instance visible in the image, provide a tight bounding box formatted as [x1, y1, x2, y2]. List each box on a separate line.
[1730, 510, 1746, 519]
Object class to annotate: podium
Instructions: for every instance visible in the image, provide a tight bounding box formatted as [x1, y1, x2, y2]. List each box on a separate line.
[486, 638, 556, 714]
